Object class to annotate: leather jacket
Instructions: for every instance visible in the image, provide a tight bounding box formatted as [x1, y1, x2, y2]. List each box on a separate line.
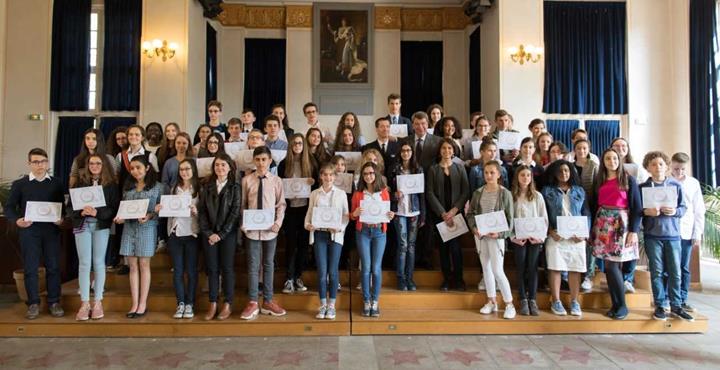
[198, 180, 241, 240]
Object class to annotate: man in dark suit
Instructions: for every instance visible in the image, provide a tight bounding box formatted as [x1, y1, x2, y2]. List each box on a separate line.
[385, 93, 413, 138]
[361, 116, 400, 177]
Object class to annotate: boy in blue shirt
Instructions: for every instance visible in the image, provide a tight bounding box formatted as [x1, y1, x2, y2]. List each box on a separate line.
[639, 151, 693, 322]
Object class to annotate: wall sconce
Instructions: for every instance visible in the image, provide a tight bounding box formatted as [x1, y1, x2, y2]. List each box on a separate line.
[142, 39, 178, 62]
[508, 44, 543, 65]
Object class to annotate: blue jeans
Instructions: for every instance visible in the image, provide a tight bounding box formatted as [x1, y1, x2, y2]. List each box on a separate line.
[314, 231, 342, 300]
[645, 238, 681, 308]
[168, 234, 199, 305]
[356, 226, 387, 302]
[394, 216, 418, 281]
[74, 220, 109, 302]
[622, 259, 636, 283]
[247, 237, 277, 302]
[663, 239, 693, 304]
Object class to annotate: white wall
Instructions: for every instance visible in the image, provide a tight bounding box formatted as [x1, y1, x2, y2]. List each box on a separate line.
[480, 2, 500, 119]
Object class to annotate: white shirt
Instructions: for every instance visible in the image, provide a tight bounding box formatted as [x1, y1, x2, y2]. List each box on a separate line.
[216, 179, 228, 194]
[28, 172, 51, 182]
[673, 175, 705, 240]
[168, 186, 199, 237]
[390, 115, 400, 125]
[396, 168, 419, 217]
[116, 146, 159, 172]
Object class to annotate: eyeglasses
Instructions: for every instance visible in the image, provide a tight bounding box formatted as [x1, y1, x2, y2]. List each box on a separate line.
[362, 172, 375, 176]
[179, 167, 193, 172]
[304, 110, 317, 114]
[208, 140, 219, 145]
[400, 148, 412, 153]
[293, 141, 303, 146]
[29, 160, 48, 165]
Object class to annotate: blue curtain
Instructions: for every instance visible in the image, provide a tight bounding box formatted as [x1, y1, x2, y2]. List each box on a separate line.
[401, 41, 443, 117]
[586, 120, 620, 155]
[469, 28, 481, 114]
[50, 0, 91, 111]
[690, 0, 720, 186]
[546, 119, 579, 149]
[206, 22, 218, 122]
[54, 117, 95, 191]
[243, 39, 286, 117]
[99, 117, 136, 140]
[543, 2, 627, 114]
[102, 0, 142, 111]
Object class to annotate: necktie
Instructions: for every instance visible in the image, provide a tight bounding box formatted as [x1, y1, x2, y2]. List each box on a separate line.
[393, 116, 398, 125]
[257, 175, 265, 209]
[381, 143, 386, 153]
[415, 138, 423, 160]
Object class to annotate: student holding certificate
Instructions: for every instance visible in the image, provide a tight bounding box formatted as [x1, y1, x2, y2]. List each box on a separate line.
[590, 149, 642, 320]
[541, 160, 591, 317]
[387, 141, 426, 291]
[426, 139, 470, 292]
[304, 163, 350, 320]
[113, 155, 163, 319]
[4, 148, 65, 320]
[350, 162, 394, 317]
[467, 161, 516, 319]
[68, 154, 119, 321]
[198, 153, 241, 321]
[509, 165, 548, 316]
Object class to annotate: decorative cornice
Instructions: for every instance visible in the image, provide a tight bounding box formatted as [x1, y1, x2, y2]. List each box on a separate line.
[217, 4, 246, 27]
[245, 6, 285, 28]
[375, 7, 402, 30]
[401, 8, 444, 31]
[442, 7, 471, 30]
[285, 5, 312, 28]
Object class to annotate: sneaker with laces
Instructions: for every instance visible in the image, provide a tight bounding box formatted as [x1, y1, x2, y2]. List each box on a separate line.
[362, 301, 371, 317]
[282, 279, 294, 294]
[519, 299, 529, 316]
[316, 305, 327, 319]
[528, 300, 539, 316]
[240, 301, 259, 320]
[479, 302, 497, 315]
[623, 280, 635, 293]
[503, 303, 516, 319]
[76, 302, 91, 321]
[681, 302, 696, 313]
[551, 300, 567, 316]
[653, 307, 667, 321]
[261, 300, 287, 316]
[173, 303, 185, 319]
[477, 277, 486, 291]
[570, 300, 582, 316]
[49, 303, 65, 317]
[91, 301, 104, 320]
[371, 301, 380, 317]
[183, 304, 194, 319]
[671, 307, 695, 322]
[26, 304, 39, 320]
[356, 282, 362, 290]
[581, 277, 593, 291]
[295, 278, 308, 292]
[326, 306, 336, 320]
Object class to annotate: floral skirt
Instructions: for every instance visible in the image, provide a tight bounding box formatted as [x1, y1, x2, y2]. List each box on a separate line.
[591, 207, 638, 262]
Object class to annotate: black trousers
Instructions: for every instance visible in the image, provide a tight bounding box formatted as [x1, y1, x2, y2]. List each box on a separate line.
[439, 238, 463, 282]
[204, 231, 237, 304]
[511, 241, 542, 300]
[605, 260, 626, 310]
[284, 206, 310, 280]
[19, 225, 61, 305]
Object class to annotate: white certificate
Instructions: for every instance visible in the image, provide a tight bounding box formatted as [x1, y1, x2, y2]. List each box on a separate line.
[397, 174, 424, 194]
[116, 199, 150, 220]
[243, 209, 274, 231]
[270, 149, 287, 164]
[224, 141, 247, 160]
[158, 195, 192, 218]
[196, 157, 214, 178]
[557, 216, 589, 239]
[471, 141, 482, 159]
[335, 151, 362, 171]
[311, 207, 343, 229]
[235, 149, 256, 171]
[359, 199, 391, 223]
[334, 173, 354, 194]
[390, 124, 408, 138]
[462, 129, 475, 141]
[514, 217, 548, 240]
[497, 131, 522, 150]
[24, 201, 62, 222]
[69, 185, 106, 211]
[474, 211, 510, 234]
[436, 214, 469, 242]
[283, 178, 312, 199]
[642, 186, 678, 209]
[427, 128, 434, 135]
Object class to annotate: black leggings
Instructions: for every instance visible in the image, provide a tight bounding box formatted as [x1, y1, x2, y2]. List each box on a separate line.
[284, 206, 310, 280]
[512, 241, 542, 300]
[605, 260, 626, 310]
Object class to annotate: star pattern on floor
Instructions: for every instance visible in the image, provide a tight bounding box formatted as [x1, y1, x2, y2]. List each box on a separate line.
[386, 349, 428, 365]
[324, 351, 339, 363]
[441, 349, 484, 366]
[611, 347, 657, 364]
[670, 347, 718, 364]
[553, 346, 591, 364]
[25, 351, 71, 368]
[498, 348, 533, 365]
[89, 351, 132, 368]
[148, 351, 193, 368]
[0, 353, 18, 366]
[272, 350, 308, 367]
[210, 351, 250, 368]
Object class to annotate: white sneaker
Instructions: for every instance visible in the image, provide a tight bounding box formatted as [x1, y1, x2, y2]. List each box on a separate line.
[581, 277, 593, 291]
[478, 278, 486, 291]
[155, 240, 167, 253]
[479, 302, 497, 315]
[503, 304, 516, 319]
[325, 306, 336, 320]
[282, 279, 294, 294]
[315, 305, 327, 319]
[173, 303, 185, 319]
[356, 282, 362, 290]
[182, 304, 194, 319]
[624, 281, 635, 293]
[295, 278, 308, 292]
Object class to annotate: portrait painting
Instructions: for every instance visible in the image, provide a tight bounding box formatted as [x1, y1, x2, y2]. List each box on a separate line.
[318, 7, 369, 84]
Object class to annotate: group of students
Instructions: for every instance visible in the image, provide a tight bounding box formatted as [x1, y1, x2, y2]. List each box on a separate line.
[4, 94, 704, 324]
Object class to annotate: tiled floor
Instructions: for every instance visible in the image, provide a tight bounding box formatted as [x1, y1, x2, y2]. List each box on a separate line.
[0, 260, 718, 369]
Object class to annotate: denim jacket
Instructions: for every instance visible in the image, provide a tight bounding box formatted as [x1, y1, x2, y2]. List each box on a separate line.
[541, 185, 591, 231]
[469, 162, 509, 191]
